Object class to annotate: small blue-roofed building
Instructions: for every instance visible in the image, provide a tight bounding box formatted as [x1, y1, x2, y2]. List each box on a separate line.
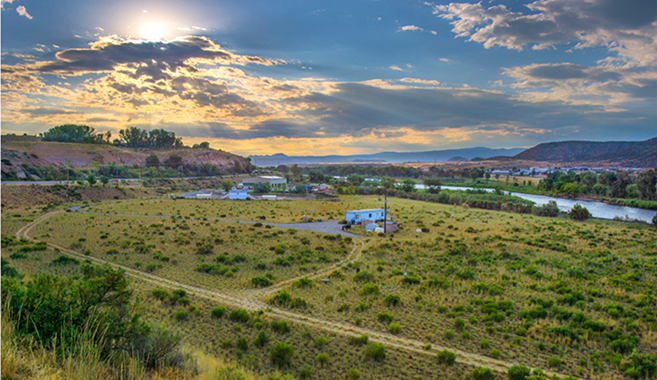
[345, 209, 385, 224]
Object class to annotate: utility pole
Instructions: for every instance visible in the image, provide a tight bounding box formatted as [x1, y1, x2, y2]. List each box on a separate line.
[384, 190, 387, 234]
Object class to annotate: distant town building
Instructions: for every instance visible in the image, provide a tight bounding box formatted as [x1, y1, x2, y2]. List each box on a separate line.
[242, 176, 287, 189]
[221, 189, 256, 200]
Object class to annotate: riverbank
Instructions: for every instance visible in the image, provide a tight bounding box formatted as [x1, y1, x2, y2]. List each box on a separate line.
[443, 179, 657, 211]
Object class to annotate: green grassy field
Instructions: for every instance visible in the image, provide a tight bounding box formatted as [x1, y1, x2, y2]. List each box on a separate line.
[3, 194, 657, 379]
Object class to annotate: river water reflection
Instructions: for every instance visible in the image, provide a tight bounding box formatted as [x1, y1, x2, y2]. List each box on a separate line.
[415, 185, 657, 223]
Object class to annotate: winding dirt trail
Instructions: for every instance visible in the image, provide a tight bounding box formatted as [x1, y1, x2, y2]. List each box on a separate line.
[15, 210, 567, 378]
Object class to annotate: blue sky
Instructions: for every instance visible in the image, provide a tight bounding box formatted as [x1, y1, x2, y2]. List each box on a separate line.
[2, 0, 657, 155]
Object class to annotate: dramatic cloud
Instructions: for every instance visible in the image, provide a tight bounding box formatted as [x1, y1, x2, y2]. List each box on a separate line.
[430, 0, 657, 64]
[14, 36, 281, 77]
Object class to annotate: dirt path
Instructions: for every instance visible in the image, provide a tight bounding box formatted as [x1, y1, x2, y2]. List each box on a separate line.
[15, 211, 566, 378]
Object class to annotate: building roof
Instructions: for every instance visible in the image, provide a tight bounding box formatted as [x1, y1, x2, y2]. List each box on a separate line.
[260, 176, 285, 180]
[347, 209, 385, 213]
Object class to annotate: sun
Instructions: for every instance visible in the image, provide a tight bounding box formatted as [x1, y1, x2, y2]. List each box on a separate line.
[141, 23, 165, 41]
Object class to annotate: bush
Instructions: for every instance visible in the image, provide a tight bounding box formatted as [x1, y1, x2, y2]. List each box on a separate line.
[548, 356, 562, 368]
[437, 350, 456, 365]
[174, 310, 189, 321]
[348, 334, 369, 346]
[270, 342, 294, 368]
[364, 343, 386, 361]
[360, 283, 380, 295]
[402, 276, 421, 285]
[1, 263, 184, 370]
[383, 294, 400, 306]
[568, 204, 592, 221]
[507, 365, 531, 380]
[293, 277, 313, 288]
[353, 270, 375, 283]
[251, 276, 273, 288]
[254, 330, 270, 348]
[211, 305, 226, 318]
[271, 320, 291, 334]
[389, 323, 401, 334]
[315, 352, 329, 366]
[472, 367, 495, 380]
[270, 290, 292, 306]
[229, 308, 250, 323]
[50, 255, 80, 265]
[377, 312, 395, 323]
[347, 368, 361, 379]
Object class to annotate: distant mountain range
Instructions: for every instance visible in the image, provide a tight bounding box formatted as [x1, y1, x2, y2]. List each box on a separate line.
[249, 147, 525, 166]
[514, 137, 657, 167]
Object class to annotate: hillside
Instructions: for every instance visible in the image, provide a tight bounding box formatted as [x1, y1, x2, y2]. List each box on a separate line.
[513, 137, 657, 167]
[249, 147, 524, 166]
[1, 139, 249, 179]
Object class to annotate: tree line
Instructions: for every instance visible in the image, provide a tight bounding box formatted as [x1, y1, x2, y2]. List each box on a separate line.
[39, 124, 214, 150]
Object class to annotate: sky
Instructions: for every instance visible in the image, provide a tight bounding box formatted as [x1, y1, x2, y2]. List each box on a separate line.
[2, 0, 657, 156]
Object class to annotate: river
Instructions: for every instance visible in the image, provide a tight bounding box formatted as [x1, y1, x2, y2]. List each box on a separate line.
[415, 185, 657, 223]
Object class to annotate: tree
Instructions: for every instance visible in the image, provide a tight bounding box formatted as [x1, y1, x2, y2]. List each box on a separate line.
[507, 365, 531, 380]
[193, 141, 210, 149]
[309, 170, 325, 183]
[164, 154, 183, 169]
[381, 177, 396, 190]
[423, 178, 442, 194]
[40, 124, 109, 144]
[270, 342, 294, 368]
[254, 182, 271, 193]
[364, 343, 386, 361]
[653, 214, 657, 228]
[117, 127, 182, 148]
[100, 175, 110, 186]
[472, 367, 495, 380]
[145, 153, 160, 168]
[87, 174, 97, 186]
[221, 180, 234, 192]
[294, 184, 308, 194]
[290, 164, 302, 178]
[568, 204, 592, 221]
[399, 178, 416, 193]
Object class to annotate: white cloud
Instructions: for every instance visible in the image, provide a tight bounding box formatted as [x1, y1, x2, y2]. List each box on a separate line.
[389, 65, 404, 71]
[439, 58, 451, 63]
[16, 4, 31, 19]
[1, 0, 14, 10]
[399, 78, 441, 86]
[400, 25, 424, 32]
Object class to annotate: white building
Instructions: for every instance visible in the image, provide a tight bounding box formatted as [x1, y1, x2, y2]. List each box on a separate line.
[221, 189, 255, 200]
[345, 209, 385, 224]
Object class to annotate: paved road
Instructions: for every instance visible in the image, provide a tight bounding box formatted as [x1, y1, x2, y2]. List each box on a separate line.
[68, 206, 362, 238]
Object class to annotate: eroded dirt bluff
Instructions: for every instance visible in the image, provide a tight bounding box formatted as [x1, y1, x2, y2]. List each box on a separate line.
[1, 140, 249, 176]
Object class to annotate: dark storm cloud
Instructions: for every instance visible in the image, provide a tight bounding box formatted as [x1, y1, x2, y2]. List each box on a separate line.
[524, 64, 622, 82]
[20, 106, 81, 117]
[283, 83, 602, 135]
[31, 36, 232, 76]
